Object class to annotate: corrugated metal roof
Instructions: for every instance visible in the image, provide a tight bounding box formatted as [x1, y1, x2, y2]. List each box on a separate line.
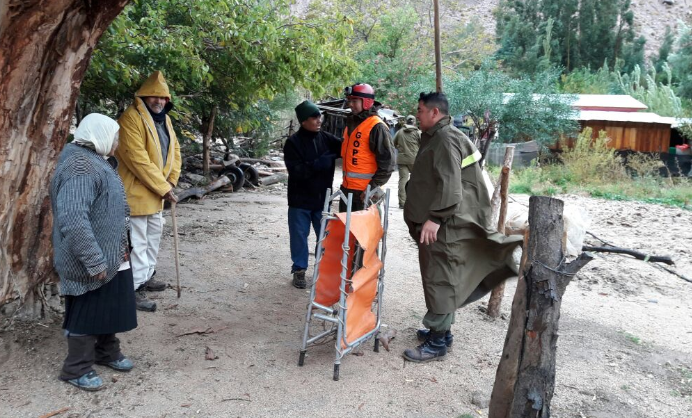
[573, 95, 648, 110]
[501, 94, 648, 111]
[578, 110, 674, 124]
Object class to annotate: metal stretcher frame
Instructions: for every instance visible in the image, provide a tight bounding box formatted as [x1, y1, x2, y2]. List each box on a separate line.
[298, 185, 390, 381]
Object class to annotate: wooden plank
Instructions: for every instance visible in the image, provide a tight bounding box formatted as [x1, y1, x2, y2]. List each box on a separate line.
[660, 125, 671, 152]
[626, 124, 637, 151]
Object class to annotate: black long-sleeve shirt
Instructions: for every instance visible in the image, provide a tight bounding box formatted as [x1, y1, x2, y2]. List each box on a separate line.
[283, 127, 342, 210]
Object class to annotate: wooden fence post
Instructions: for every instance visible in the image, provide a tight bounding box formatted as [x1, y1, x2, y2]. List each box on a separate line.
[487, 146, 515, 318]
[489, 196, 592, 418]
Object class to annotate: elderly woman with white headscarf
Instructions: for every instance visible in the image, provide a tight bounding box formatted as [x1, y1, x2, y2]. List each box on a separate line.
[50, 113, 137, 391]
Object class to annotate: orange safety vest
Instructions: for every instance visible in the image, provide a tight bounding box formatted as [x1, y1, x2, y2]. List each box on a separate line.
[341, 116, 382, 190]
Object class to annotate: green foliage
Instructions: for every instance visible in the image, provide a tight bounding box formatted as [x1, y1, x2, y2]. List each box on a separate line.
[622, 332, 642, 345]
[509, 128, 692, 209]
[559, 127, 626, 185]
[679, 121, 692, 142]
[353, 6, 429, 112]
[500, 70, 579, 145]
[309, 0, 496, 114]
[496, 0, 645, 74]
[669, 22, 692, 100]
[616, 63, 683, 117]
[626, 153, 664, 179]
[80, 0, 356, 155]
[427, 67, 578, 147]
[654, 26, 676, 76]
[559, 64, 616, 94]
[213, 94, 298, 157]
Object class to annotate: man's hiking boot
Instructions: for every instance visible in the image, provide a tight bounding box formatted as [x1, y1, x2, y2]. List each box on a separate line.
[416, 328, 453, 349]
[135, 290, 157, 312]
[144, 271, 166, 291]
[403, 331, 447, 363]
[292, 269, 307, 289]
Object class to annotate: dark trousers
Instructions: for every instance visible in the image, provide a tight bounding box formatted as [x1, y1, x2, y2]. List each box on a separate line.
[60, 333, 122, 380]
[339, 185, 366, 212]
[288, 207, 322, 273]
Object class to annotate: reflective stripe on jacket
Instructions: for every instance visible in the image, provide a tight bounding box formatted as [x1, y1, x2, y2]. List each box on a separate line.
[341, 115, 382, 190]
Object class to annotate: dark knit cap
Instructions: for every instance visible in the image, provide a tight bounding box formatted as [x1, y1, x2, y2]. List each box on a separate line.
[295, 100, 321, 123]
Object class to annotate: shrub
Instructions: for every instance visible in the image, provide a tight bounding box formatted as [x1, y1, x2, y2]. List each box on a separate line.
[626, 153, 664, 179]
[559, 127, 626, 184]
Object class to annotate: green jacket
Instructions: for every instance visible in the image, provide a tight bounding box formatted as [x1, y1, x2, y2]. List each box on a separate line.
[404, 116, 522, 313]
[393, 124, 420, 166]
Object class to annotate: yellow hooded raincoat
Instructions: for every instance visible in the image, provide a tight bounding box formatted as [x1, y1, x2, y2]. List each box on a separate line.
[116, 71, 182, 216]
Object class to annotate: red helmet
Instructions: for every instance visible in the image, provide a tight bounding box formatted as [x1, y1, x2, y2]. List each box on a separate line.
[345, 83, 375, 110]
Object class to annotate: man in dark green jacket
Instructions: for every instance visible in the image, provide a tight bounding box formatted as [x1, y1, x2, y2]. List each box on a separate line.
[393, 115, 420, 208]
[402, 92, 522, 363]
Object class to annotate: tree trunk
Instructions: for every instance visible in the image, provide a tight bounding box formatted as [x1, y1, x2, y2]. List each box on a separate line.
[175, 176, 231, 202]
[260, 173, 288, 186]
[202, 105, 218, 177]
[0, 0, 129, 319]
[489, 197, 592, 418]
[487, 146, 515, 318]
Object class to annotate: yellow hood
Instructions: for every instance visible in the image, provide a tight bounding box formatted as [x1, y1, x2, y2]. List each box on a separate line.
[135, 71, 171, 99]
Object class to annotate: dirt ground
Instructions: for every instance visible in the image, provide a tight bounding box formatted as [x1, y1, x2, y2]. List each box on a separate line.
[1, 170, 691, 418]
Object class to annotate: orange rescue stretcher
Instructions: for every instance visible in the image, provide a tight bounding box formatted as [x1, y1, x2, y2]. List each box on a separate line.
[298, 186, 390, 380]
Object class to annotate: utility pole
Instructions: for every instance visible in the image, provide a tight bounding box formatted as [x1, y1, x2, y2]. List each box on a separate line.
[434, 0, 442, 92]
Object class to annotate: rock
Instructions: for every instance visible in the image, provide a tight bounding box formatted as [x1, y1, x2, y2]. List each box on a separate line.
[177, 181, 192, 190]
[471, 391, 490, 409]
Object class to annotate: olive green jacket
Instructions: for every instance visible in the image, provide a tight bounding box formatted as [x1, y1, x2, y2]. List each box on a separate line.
[404, 116, 522, 313]
[393, 124, 420, 166]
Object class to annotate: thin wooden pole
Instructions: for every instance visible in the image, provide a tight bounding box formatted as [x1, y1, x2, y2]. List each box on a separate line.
[487, 146, 515, 318]
[171, 202, 182, 298]
[434, 0, 442, 93]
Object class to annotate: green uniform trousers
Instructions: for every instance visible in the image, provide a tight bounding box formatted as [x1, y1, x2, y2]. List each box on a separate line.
[397, 164, 413, 207]
[423, 311, 455, 332]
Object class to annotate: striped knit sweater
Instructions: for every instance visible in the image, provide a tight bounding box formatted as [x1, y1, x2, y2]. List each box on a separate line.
[50, 144, 130, 296]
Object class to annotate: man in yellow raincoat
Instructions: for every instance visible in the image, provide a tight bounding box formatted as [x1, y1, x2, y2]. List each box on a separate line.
[116, 71, 181, 312]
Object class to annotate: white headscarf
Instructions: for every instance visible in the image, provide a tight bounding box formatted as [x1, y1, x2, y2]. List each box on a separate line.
[73, 113, 120, 156]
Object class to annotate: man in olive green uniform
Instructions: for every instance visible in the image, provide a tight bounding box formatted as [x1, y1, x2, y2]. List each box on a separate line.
[402, 92, 522, 363]
[393, 115, 420, 208]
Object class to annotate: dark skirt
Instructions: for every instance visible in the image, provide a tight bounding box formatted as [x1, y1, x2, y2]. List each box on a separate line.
[63, 268, 138, 335]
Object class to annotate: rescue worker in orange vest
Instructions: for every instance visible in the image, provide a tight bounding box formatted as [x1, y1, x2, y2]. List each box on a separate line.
[340, 83, 395, 212]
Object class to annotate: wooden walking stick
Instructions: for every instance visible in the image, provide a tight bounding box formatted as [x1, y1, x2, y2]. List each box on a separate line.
[171, 201, 182, 298]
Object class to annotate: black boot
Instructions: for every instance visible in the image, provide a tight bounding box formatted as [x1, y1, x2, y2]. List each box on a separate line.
[135, 290, 157, 312]
[143, 270, 166, 291]
[292, 269, 307, 289]
[403, 331, 447, 363]
[416, 328, 453, 348]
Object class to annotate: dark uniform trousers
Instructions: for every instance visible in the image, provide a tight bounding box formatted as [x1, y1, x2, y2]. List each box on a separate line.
[339, 185, 367, 212]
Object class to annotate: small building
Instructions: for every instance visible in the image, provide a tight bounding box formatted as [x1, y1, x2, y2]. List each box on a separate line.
[577, 110, 674, 153]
